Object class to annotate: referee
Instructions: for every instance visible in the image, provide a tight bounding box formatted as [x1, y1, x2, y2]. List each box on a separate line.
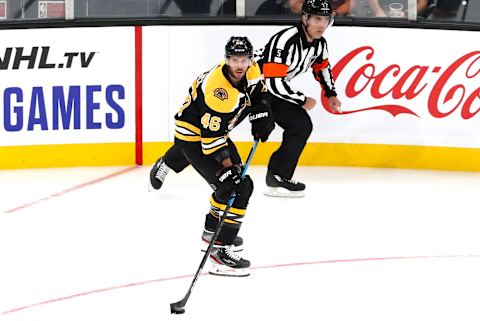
[257, 0, 342, 197]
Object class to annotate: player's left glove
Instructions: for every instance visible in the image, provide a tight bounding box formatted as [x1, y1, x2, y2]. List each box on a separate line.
[249, 106, 274, 142]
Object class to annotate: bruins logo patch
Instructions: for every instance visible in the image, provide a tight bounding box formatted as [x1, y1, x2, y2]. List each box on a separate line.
[213, 88, 228, 101]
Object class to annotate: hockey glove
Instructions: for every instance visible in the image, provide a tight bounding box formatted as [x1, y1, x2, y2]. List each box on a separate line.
[249, 107, 275, 142]
[217, 164, 249, 195]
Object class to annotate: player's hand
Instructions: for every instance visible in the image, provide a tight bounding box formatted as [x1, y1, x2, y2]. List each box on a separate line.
[249, 106, 275, 142]
[303, 97, 316, 111]
[328, 96, 342, 113]
[217, 165, 249, 194]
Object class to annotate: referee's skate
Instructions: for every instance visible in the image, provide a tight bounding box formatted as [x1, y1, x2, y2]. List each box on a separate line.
[264, 171, 306, 198]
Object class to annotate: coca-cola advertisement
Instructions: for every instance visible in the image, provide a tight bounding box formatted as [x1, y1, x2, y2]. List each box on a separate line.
[139, 25, 480, 152]
[293, 27, 480, 148]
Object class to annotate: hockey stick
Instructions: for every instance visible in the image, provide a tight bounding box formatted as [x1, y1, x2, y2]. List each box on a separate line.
[170, 139, 260, 314]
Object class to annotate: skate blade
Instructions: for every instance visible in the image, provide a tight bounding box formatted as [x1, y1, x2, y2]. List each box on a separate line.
[264, 187, 305, 198]
[147, 176, 162, 193]
[209, 264, 250, 277]
[147, 182, 156, 193]
[201, 241, 243, 253]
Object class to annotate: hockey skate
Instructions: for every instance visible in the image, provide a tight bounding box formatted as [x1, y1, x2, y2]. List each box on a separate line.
[264, 171, 306, 198]
[209, 245, 250, 277]
[201, 228, 243, 252]
[148, 157, 170, 192]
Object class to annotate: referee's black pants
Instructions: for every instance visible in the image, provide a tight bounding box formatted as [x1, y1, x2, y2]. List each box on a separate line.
[268, 95, 313, 179]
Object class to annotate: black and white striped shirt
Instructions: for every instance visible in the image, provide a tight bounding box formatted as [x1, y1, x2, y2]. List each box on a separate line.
[255, 23, 337, 106]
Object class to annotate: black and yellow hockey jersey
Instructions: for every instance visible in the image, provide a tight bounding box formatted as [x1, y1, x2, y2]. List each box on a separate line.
[174, 60, 268, 160]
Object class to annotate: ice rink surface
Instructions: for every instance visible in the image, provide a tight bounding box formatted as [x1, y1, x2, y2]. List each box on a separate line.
[1, 164, 480, 320]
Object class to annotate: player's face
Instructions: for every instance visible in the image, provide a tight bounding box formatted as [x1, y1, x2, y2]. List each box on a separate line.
[226, 55, 252, 80]
[305, 14, 333, 39]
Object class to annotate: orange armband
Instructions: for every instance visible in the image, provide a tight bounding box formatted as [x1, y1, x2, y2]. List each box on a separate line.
[313, 59, 329, 72]
[263, 62, 288, 78]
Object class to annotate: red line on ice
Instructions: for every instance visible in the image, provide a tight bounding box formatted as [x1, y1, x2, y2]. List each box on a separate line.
[3, 166, 138, 214]
[1, 254, 479, 316]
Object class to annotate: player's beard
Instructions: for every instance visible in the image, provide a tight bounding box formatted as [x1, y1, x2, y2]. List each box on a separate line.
[228, 66, 247, 80]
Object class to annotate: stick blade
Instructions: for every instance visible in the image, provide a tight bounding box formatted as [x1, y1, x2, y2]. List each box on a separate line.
[170, 301, 186, 314]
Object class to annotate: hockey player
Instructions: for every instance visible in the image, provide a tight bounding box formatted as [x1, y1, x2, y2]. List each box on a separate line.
[149, 0, 341, 198]
[167, 37, 274, 277]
